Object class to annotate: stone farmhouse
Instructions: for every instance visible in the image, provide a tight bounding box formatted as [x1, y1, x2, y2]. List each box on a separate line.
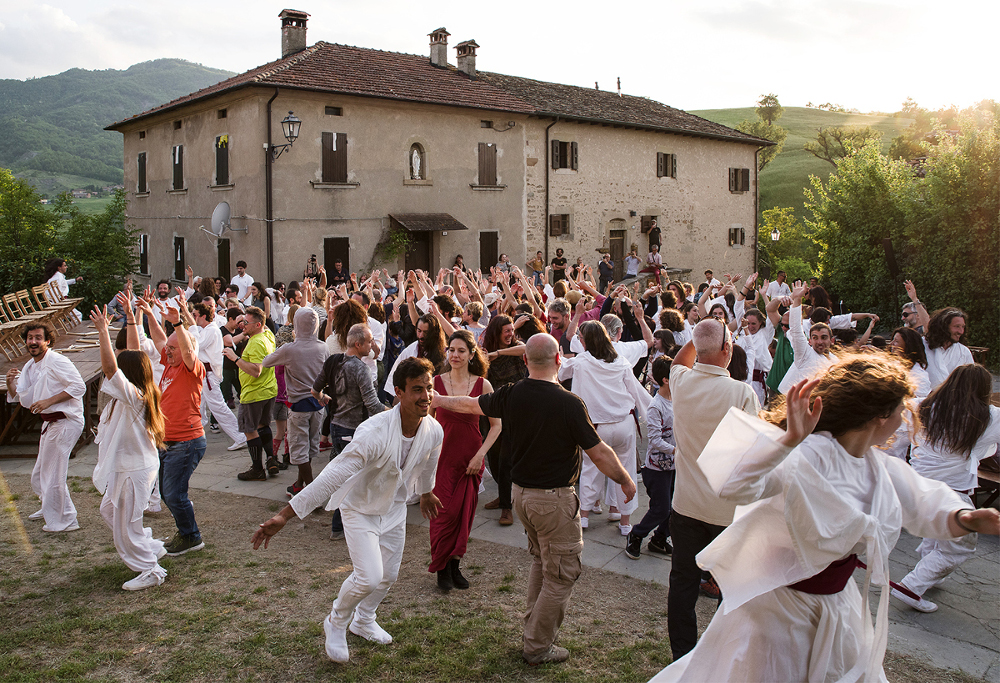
[107, 9, 770, 286]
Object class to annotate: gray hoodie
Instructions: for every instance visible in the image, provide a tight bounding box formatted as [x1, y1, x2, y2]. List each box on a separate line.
[262, 307, 329, 403]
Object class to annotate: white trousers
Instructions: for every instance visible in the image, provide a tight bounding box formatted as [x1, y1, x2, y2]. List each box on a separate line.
[31, 418, 82, 530]
[900, 492, 977, 596]
[99, 469, 166, 576]
[330, 504, 407, 629]
[581, 420, 638, 516]
[200, 370, 242, 441]
[751, 380, 766, 408]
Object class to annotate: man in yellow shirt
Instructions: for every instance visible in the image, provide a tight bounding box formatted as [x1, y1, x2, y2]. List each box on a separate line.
[223, 306, 278, 480]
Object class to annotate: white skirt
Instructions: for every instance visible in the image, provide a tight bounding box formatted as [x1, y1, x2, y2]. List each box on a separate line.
[650, 580, 886, 683]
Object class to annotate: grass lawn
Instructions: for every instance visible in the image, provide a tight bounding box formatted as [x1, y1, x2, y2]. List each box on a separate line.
[691, 107, 915, 219]
[0, 474, 980, 683]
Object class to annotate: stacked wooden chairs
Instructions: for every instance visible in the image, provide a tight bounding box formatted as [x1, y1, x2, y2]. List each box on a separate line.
[0, 283, 83, 361]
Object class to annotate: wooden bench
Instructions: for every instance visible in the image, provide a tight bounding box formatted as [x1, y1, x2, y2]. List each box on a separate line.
[975, 465, 999, 509]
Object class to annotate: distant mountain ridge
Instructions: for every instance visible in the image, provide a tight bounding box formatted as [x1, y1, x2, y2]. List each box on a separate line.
[0, 59, 234, 192]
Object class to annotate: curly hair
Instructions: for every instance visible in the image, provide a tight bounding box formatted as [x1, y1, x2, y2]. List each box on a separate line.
[447, 330, 489, 377]
[331, 299, 368, 349]
[482, 315, 512, 353]
[918, 364, 991, 456]
[658, 308, 685, 332]
[762, 353, 914, 437]
[925, 308, 967, 350]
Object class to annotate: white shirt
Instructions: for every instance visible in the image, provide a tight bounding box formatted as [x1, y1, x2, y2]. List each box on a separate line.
[151, 296, 179, 325]
[383, 341, 418, 394]
[8, 350, 86, 425]
[230, 273, 254, 303]
[912, 406, 1000, 491]
[765, 280, 791, 299]
[568, 336, 647, 367]
[923, 339, 974, 389]
[93, 369, 160, 495]
[779, 305, 837, 393]
[191, 322, 224, 375]
[47, 271, 76, 298]
[558, 350, 651, 424]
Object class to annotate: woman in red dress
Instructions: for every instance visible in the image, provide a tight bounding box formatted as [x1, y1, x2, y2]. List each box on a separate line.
[429, 330, 501, 591]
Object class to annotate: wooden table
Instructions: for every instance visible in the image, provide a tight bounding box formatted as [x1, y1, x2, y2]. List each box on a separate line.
[0, 323, 105, 457]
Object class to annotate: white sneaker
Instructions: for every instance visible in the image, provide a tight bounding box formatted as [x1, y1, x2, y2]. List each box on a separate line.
[580, 516, 589, 530]
[43, 521, 80, 533]
[619, 524, 633, 536]
[28, 508, 44, 520]
[323, 614, 350, 662]
[228, 439, 248, 451]
[591, 504, 603, 515]
[123, 569, 165, 591]
[891, 587, 938, 613]
[350, 620, 393, 644]
[607, 513, 622, 522]
[146, 503, 162, 513]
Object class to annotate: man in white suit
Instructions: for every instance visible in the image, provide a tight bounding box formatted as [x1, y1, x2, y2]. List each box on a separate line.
[251, 357, 443, 663]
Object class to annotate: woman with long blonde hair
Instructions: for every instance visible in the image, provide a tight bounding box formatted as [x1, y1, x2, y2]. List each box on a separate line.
[91, 304, 168, 591]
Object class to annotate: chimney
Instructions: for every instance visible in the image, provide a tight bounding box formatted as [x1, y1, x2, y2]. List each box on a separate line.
[429, 27, 450, 67]
[455, 40, 479, 79]
[279, 9, 310, 58]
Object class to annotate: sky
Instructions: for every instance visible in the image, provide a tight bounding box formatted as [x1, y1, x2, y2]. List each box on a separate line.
[1, 0, 996, 112]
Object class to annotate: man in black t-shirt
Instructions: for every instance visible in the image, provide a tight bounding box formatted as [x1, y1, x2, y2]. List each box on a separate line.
[550, 248, 568, 283]
[220, 308, 248, 408]
[432, 334, 634, 666]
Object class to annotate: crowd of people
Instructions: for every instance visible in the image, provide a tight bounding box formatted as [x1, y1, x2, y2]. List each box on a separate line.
[8, 250, 998, 678]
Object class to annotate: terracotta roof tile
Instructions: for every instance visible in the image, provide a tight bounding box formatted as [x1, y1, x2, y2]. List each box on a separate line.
[106, 42, 769, 146]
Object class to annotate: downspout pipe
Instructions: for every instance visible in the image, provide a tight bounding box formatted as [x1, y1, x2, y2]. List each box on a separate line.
[543, 117, 559, 266]
[265, 88, 279, 285]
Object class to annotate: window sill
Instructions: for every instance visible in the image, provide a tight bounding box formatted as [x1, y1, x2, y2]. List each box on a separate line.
[403, 179, 433, 186]
[134, 192, 150, 198]
[729, 190, 748, 195]
[167, 188, 188, 195]
[210, 184, 234, 191]
[470, 184, 507, 191]
[311, 181, 360, 189]
[553, 168, 577, 175]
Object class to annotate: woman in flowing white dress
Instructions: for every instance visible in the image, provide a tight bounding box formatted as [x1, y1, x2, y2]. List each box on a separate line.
[649, 354, 999, 683]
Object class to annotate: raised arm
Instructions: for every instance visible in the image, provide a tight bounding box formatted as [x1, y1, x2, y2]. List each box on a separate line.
[136, 289, 167, 354]
[90, 305, 118, 380]
[903, 280, 929, 331]
[116, 285, 140, 352]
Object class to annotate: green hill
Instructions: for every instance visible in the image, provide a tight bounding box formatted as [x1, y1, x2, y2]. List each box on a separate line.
[691, 107, 915, 219]
[0, 59, 234, 194]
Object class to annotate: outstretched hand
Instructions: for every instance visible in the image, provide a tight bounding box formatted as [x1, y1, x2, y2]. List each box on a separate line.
[778, 378, 822, 449]
[251, 514, 288, 550]
[89, 305, 110, 332]
[420, 492, 444, 520]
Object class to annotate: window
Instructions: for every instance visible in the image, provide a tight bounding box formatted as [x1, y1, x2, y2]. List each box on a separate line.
[729, 225, 746, 246]
[173, 120, 182, 130]
[657, 153, 677, 178]
[478, 142, 497, 185]
[729, 167, 751, 193]
[325, 106, 343, 116]
[549, 214, 570, 237]
[137, 152, 147, 193]
[138, 234, 149, 275]
[322, 132, 348, 183]
[171, 145, 184, 190]
[215, 135, 229, 185]
[409, 143, 425, 180]
[481, 120, 493, 128]
[217, 108, 227, 119]
[138, 131, 146, 140]
[173, 236, 185, 281]
[551, 140, 578, 170]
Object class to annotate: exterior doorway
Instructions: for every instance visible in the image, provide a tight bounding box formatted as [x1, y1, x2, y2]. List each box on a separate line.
[609, 221, 626, 282]
[217, 238, 230, 282]
[405, 231, 431, 273]
[324, 237, 350, 274]
[479, 231, 498, 272]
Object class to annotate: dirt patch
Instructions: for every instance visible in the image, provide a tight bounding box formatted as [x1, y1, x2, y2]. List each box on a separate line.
[0, 473, 981, 682]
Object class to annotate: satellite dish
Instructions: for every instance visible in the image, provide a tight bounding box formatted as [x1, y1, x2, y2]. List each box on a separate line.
[211, 202, 231, 236]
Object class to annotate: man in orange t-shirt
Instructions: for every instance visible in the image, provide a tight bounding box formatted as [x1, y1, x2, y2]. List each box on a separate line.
[137, 290, 207, 557]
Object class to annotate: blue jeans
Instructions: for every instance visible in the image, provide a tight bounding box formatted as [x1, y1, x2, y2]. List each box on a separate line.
[159, 436, 207, 538]
[632, 467, 674, 542]
[329, 425, 356, 533]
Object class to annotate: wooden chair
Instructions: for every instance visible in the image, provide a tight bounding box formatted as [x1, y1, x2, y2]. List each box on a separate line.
[3, 293, 46, 325]
[44, 282, 83, 327]
[0, 302, 26, 360]
[31, 284, 74, 333]
[15, 289, 62, 331]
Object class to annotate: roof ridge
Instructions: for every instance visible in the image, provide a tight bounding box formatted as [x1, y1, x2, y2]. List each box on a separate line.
[252, 42, 324, 82]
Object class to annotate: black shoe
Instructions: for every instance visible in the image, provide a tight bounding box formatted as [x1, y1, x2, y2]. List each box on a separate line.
[647, 536, 672, 555]
[624, 532, 642, 560]
[437, 568, 454, 592]
[165, 533, 204, 556]
[449, 558, 469, 589]
[279, 453, 290, 470]
[286, 482, 304, 498]
[266, 458, 280, 477]
[237, 467, 267, 481]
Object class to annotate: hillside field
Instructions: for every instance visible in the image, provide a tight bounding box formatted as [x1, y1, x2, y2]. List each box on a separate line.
[691, 107, 915, 220]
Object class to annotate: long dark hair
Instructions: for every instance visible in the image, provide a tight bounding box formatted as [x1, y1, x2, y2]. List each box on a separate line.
[115, 351, 166, 449]
[482, 315, 512, 353]
[918, 364, 991, 457]
[417, 313, 447, 369]
[447, 330, 489, 377]
[808, 286, 832, 310]
[727, 344, 748, 381]
[43, 258, 66, 281]
[925, 308, 967, 350]
[331, 299, 368, 349]
[891, 327, 928, 370]
[579, 321, 618, 364]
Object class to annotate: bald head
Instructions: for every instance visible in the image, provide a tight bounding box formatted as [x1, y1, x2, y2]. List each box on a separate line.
[692, 318, 732, 368]
[525, 333, 558, 366]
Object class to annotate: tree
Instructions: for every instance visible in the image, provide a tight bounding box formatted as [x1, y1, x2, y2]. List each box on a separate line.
[736, 119, 787, 171]
[804, 126, 883, 166]
[756, 93, 784, 126]
[757, 207, 818, 280]
[0, 168, 57, 294]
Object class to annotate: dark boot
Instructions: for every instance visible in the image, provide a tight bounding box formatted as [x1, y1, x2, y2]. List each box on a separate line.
[449, 558, 469, 590]
[274, 440, 289, 470]
[437, 568, 454, 592]
[238, 441, 266, 481]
